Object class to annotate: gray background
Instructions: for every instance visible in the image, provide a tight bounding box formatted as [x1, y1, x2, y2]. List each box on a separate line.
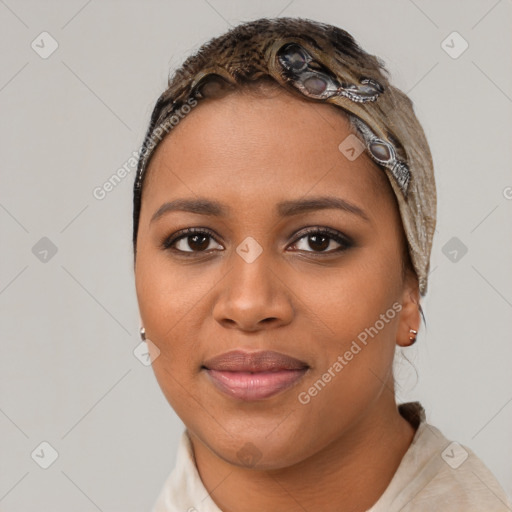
[1, 0, 511, 510]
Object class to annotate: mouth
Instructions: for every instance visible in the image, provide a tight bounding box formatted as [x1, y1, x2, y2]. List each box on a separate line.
[202, 349, 310, 401]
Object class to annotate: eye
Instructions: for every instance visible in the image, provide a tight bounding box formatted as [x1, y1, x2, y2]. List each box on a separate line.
[288, 227, 352, 254]
[161, 226, 353, 256]
[161, 227, 223, 254]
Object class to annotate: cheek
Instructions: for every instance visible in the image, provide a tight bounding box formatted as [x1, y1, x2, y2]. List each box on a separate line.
[292, 246, 402, 399]
[135, 252, 204, 415]
[135, 247, 196, 354]
[293, 271, 401, 425]
[299, 247, 402, 336]
[134, 245, 226, 381]
[301, 273, 400, 390]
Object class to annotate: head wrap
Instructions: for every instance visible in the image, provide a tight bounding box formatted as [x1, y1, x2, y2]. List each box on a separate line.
[133, 17, 436, 296]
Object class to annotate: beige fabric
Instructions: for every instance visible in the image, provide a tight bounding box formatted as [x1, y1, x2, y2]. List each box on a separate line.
[152, 402, 512, 512]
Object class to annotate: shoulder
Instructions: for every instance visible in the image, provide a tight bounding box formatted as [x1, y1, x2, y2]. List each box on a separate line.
[418, 440, 512, 511]
[370, 402, 512, 512]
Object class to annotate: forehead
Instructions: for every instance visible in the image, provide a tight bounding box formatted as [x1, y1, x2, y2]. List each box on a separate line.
[142, 91, 392, 213]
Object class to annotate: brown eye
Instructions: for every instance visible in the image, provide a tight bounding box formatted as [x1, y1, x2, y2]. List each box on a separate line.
[305, 233, 331, 251]
[289, 227, 353, 254]
[178, 233, 211, 252]
[161, 228, 223, 254]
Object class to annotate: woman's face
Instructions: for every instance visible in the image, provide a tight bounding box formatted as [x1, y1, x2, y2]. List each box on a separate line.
[135, 88, 419, 469]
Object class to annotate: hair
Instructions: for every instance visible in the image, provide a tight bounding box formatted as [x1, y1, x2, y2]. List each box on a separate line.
[132, 16, 424, 298]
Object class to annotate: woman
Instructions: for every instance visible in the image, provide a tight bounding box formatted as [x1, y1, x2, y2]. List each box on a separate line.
[132, 17, 511, 512]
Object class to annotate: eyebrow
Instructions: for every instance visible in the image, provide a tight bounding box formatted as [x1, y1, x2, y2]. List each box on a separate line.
[150, 196, 370, 224]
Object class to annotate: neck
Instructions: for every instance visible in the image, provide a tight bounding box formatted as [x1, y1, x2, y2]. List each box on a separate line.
[188, 397, 417, 512]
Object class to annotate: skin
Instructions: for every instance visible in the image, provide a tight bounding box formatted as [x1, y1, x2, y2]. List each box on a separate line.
[134, 85, 421, 512]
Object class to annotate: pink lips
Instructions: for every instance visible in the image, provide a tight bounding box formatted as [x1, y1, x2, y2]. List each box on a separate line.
[202, 350, 309, 401]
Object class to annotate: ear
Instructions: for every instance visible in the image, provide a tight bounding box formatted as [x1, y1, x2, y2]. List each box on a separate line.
[396, 270, 421, 347]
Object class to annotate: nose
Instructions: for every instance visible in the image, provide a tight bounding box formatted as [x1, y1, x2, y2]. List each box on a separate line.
[212, 247, 294, 332]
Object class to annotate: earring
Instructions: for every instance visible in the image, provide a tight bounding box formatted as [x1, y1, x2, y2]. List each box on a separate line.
[140, 326, 146, 342]
[409, 328, 418, 344]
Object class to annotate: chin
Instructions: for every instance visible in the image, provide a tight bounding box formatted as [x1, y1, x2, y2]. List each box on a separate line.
[190, 417, 319, 470]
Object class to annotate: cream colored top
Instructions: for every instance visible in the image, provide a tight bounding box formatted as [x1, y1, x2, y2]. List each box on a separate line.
[152, 402, 512, 511]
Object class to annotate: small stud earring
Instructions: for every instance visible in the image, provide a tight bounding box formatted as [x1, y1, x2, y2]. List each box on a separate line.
[409, 328, 418, 344]
[140, 326, 146, 342]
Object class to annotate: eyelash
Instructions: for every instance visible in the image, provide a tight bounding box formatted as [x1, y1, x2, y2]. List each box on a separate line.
[160, 226, 353, 257]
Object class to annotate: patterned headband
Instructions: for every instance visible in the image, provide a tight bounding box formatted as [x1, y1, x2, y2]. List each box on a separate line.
[133, 22, 437, 297]
[276, 43, 411, 195]
[134, 42, 411, 197]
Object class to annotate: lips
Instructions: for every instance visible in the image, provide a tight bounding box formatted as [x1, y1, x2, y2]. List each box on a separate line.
[203, 350, 309, 372]
[202, 350, 309, 401]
